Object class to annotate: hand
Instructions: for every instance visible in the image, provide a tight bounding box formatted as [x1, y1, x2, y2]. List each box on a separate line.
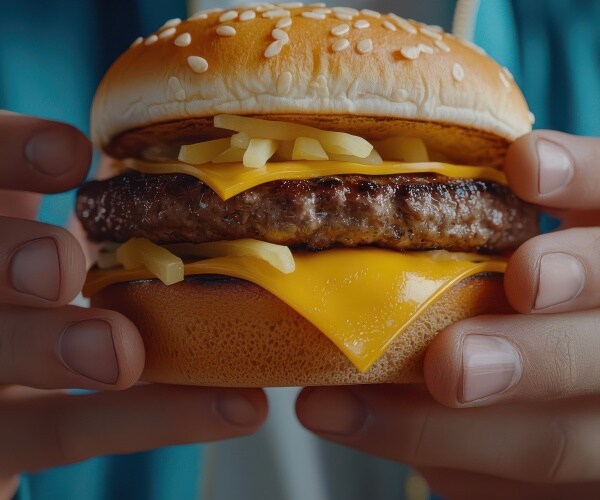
[296, 131, 600, 499]
[0, 112, 267, 498]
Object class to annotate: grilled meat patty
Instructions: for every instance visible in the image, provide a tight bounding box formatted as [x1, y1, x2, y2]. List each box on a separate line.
[76, 171, 537, 252]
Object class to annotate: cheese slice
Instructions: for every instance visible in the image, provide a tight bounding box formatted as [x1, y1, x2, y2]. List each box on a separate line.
[125, 160, 507, 201]
[83, 248, 506, 372]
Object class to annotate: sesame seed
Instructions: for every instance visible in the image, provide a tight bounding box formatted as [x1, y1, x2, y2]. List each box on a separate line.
[452, 63, 465, 82]
[130, 36, 143, 48]
[276, 17, 292, 29]
[216, 25, 237, 37]
[400, 46, 420, 59]
[163, 18, 181, 28]
[418, 43, 434, 54]
[240, 10, 256, 21]
[188, 56, 208, 73]
[189, 12, 208, 20]
[332, 6, 359, 15]
[388, 13, 417, 34]
[256, 3, 277, 12]
[335, 13, 353, 21]
[528, 111, 536, 124]
[426, 24, 444, 32]
[278, 2, 303, 8]
[302, 11, 326, 20]
[265, 39, 284, 58]
[174, 32, 192, 47]
[272, 28, 289, 43]
[263, 9, 291, 18]
[312, 8, 332, 14]
[190, 8, 223, 19]
[168, 76, 186, 101]
[357, 39, 373, 54]
[382, 20, 397, 31]
[159, 27, 177, 39]
[219, 10, 238, 22]
[311, 75, 329, 97]
[434, 39, 451, 52]
[277, 71, 293, 96]
[499, 71, 511, 88]
[420, 27, 442, 40]
[354, 19, 370, 29]
[332, 38, 350, 52]
[144, 34, 158, 45]
[331, 24, 350, 36]
[361, 9, 381, 18]
[502, 66, 514, 80]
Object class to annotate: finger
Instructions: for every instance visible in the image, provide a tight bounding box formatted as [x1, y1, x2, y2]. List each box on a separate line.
[296, 385, 600, 483]
[504, 227, 600, 314]
[424, 311, 600, 406]
[0, 476, 19, 500]
[0, 191, 40, 219]
[0, 217, 86, 307]
[0, 112, 91, 193]
[418, 467, 600, 500]
[0, 305, 144, 390]
[505, 130, 600, 210]
[0, 384, 267, 475]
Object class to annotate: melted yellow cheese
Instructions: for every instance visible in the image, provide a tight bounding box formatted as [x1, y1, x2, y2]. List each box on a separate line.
[125, 160, 507, 201]
[84, 249, 506, 372]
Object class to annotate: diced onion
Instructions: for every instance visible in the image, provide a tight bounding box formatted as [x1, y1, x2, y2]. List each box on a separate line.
[292, 137, 329, 161]
[243, 138, 279, 169]
[212, 147, 246, 164]
[167, 239, 296, 274]
[214, 114, 373, 158]
[178, 138, 230, 164]
[116, 238, 184, 285]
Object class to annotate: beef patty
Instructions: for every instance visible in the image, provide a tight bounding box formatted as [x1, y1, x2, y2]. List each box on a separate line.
[76, 171, 537, 252]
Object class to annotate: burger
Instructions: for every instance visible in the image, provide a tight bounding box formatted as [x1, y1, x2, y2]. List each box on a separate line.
[76, 3, 537, 387]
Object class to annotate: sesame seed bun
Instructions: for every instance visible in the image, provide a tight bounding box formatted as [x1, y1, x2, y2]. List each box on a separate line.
[91, 5, 532, 166]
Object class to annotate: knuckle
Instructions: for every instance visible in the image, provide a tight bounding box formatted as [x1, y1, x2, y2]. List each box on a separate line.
[542, 329, 577, 398]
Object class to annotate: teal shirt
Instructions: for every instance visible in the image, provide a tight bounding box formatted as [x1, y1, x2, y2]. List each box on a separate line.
[2, 1, 598, 499]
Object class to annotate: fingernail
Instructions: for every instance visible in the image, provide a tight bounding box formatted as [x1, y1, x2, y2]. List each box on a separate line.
[215, 392, 260, 427]
[10, 238, 60, 301]
[535, 253, 585, 310]
[299, 387, 367, 436]
[461, 335, 521, 403]
[25, 127, 77, 176]
[536, 139, 574, 195]
[59, 320, 119, 384]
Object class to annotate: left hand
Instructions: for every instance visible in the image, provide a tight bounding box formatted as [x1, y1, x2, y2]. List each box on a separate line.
[296, 131, 600, 499]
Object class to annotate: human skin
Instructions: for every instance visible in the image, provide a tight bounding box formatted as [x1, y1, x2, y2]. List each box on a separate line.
[296, 131, 600, 499]
[0, 111, 268, 498]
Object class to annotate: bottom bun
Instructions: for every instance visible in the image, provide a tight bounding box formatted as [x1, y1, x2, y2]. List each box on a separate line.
[92, 273, 512, 387]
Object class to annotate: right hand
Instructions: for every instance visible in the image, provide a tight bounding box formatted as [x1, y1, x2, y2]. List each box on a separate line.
[0, 111, 267, 499]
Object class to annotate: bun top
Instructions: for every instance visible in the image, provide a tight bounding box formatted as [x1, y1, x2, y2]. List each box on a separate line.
[91, 3, 533, 152]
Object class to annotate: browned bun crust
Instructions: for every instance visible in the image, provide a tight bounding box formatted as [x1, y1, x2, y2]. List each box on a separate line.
[92, 272, 513, 387]
[109, 114, 511, 168]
